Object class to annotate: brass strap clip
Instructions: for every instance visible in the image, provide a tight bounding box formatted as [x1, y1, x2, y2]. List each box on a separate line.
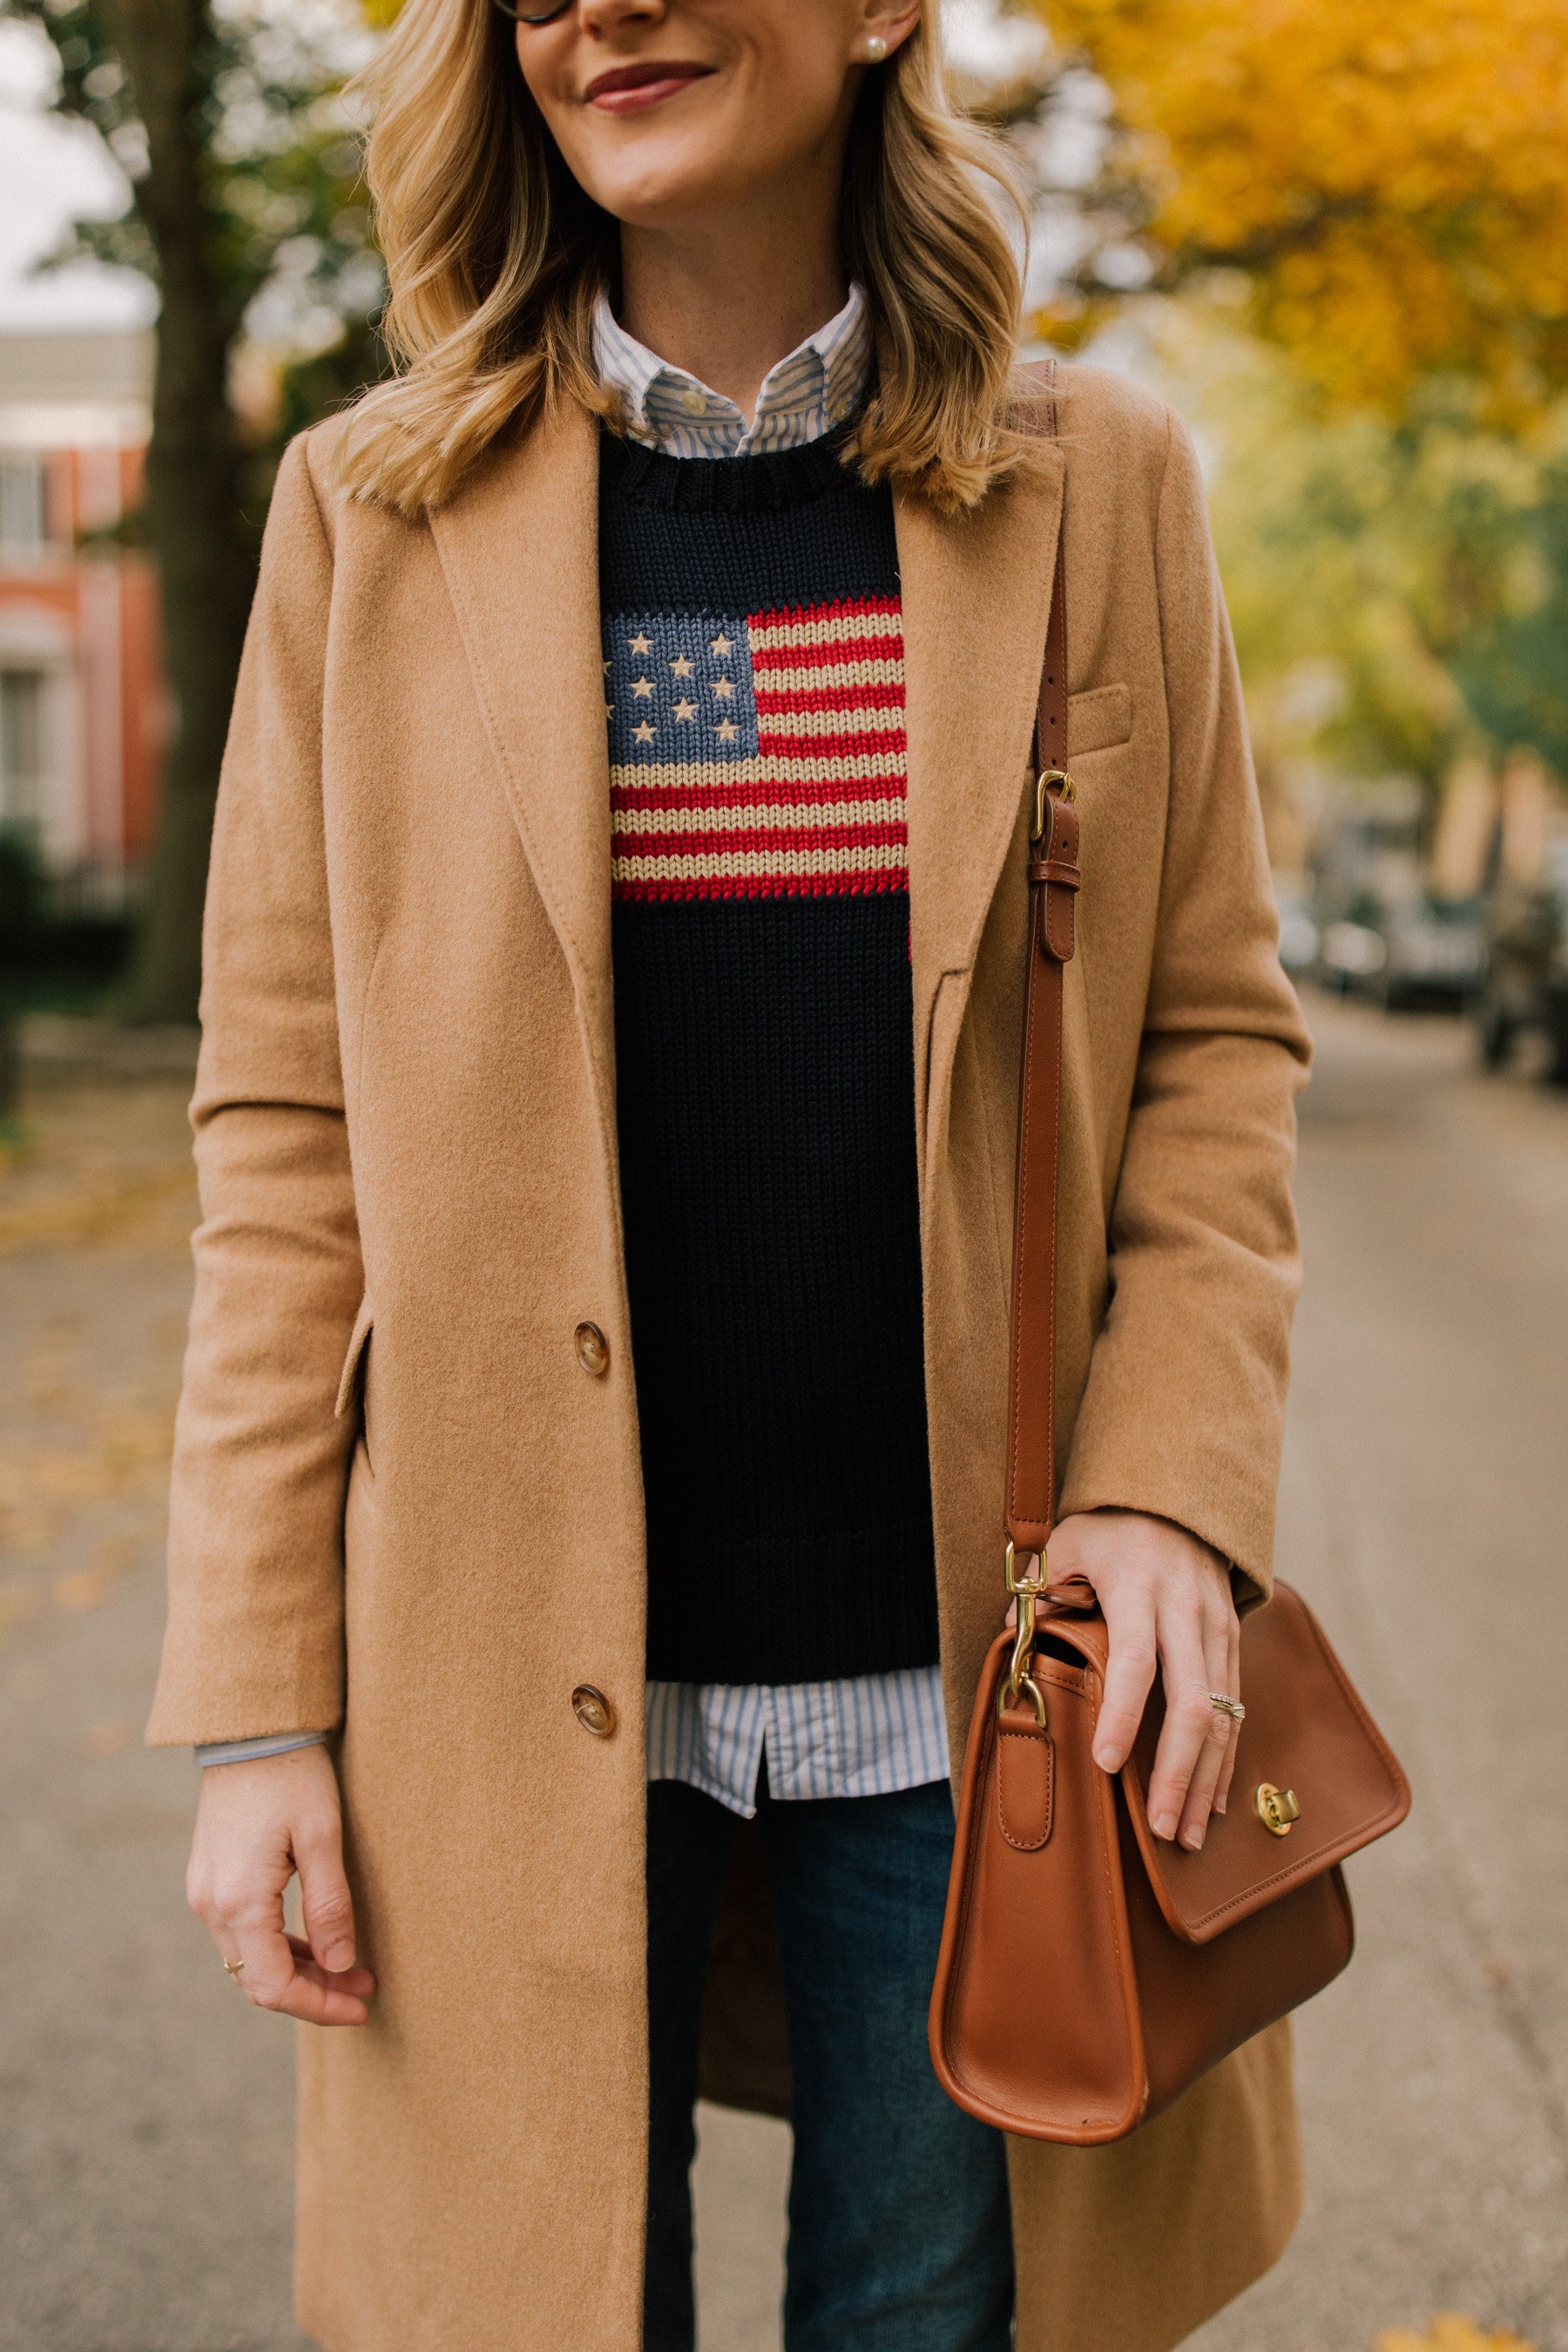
[1000, 1539, 1048, 1727]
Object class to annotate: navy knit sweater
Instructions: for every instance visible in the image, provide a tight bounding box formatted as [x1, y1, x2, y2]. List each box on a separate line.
[601, 428, 938, 1686]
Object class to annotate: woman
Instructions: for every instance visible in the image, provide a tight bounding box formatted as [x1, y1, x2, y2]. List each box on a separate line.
[152, 2, 1312, 2348]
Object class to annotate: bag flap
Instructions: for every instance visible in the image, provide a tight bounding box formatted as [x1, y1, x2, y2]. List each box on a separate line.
[1117, 1582, 1411, 1945]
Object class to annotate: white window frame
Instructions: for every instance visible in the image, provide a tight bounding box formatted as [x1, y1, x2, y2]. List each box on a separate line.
[0, 605, 84, 869]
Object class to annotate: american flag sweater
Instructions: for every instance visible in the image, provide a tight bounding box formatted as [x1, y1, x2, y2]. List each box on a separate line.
[600, 427, 939, 1686]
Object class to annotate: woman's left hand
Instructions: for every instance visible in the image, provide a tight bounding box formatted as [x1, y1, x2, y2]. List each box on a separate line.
[1038, 1508, 1240, 1850]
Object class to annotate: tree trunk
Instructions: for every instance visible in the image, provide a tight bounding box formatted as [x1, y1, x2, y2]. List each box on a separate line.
[110, 0, 256, 1024]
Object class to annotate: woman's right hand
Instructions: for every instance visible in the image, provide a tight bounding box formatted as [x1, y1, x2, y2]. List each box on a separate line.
[187, 1743, 375, 2025]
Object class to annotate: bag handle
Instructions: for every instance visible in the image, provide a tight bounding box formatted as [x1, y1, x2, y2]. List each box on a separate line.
[1002, 362, 1083, 1693]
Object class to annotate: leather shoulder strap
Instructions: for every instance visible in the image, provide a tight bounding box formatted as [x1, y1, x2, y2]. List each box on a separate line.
[1027, 362, 1071, 787]
[1005, 360, 1081, 1559]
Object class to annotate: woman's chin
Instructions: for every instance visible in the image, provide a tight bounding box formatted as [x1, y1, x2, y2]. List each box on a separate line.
[581, 156, 754, 235]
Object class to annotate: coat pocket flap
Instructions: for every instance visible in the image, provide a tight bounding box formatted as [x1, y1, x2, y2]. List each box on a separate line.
[1067, 684, 1132, 757]
[335, 1297, 374, 1419]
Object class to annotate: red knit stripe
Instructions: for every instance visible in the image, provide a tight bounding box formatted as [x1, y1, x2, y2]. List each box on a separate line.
[613, 822, 908, 863]
[753, 733, 907, 764]
[612, 778, 906, 814]
[612, 870, 908, 902]
[749, 639, 902, 675]
[752, 686, 905, 717]
[747, 592, 902, 632]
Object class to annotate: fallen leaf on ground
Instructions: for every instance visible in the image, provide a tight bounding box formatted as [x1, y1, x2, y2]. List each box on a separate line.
[1379, 2317, 1538, 2352]
[0, 1166, 197, 1255]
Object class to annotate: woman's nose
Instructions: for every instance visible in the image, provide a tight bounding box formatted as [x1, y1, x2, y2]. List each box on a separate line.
[577, 0, 669, 36]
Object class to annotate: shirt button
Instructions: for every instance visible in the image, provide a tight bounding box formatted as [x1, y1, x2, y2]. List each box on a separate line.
[831, 398, 854, 422]
[679, 389, 708, 416]
[571, 1685, 616, 1738]
[574, 1321, 610, 1376]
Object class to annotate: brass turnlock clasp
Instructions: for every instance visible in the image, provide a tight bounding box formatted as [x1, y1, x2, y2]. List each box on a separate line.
[1255, 1782, 1301, 1837]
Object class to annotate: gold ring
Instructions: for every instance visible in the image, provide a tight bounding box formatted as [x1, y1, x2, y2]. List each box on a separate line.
[222, 1957, 245, 1975]
[1208, 1693, 1245, 1724]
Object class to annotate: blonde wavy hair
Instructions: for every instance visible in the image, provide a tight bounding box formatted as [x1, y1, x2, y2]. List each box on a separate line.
[336, 0, 1034, 516]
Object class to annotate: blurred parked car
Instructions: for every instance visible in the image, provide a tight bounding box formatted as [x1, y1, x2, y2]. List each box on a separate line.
[1310, 783, 1484, 1008]
[1318, 892, 1487, 1010]
[1272, 881, 1321, 977]
[1471, 839, 1568, 1083]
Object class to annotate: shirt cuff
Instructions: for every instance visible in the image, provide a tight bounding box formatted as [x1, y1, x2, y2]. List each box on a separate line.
[194, 1731, 330, 1768]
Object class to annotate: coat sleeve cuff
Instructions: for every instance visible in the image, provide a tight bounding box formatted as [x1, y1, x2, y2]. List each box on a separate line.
[194, 1730, 331, 1767]
[1054, 1484, 1273, 1616]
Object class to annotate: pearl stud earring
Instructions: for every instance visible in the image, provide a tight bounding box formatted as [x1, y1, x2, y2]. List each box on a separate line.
[862, 33, 889, 61]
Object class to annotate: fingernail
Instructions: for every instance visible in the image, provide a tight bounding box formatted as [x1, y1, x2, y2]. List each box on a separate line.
[1152, 1811, 1177, 1840]
[1213, 1796, 1227, 1815]
[1094, 1746, 1123, 1774]
[1183, 1823, 1205, 1851]
[325, 1943, 355, 1971]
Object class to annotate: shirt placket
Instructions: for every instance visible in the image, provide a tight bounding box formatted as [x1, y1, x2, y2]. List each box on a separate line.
[642, 372, 744, 456]
[695, 1681, 768, 1813]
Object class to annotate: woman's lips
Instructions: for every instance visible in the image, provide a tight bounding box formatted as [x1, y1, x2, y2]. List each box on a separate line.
[585, 59, 717, 114]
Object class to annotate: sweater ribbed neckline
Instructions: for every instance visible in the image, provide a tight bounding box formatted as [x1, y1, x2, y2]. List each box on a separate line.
[599, 423, 862, 514]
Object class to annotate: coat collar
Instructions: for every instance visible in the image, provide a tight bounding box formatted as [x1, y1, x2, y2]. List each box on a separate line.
[429, 403, 1064, 1156]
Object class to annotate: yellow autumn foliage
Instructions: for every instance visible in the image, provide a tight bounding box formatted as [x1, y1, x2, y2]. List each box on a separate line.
[1377, 2316, 1538, 2352]
[1031, 0, 1568, 415]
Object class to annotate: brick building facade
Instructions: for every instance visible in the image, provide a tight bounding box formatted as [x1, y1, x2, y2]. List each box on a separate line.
[0, 328, 163, 908]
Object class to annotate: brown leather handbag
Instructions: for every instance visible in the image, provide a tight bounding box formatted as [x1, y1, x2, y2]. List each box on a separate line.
[927, 368, 1411, 2146]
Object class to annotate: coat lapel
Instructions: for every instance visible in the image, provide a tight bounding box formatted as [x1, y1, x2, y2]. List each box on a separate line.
[428, 402, 612, 1068]
[896, 449, 1064, 1166]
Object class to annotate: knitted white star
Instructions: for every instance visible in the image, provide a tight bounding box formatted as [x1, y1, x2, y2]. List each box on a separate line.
[714, 718, 739, 742]
[672, 697, 698, 722]
[632, 719, 656, 744]
[627, 632, 652, 655]
[630, 677, 654, 699]
[669, 654, 694, 678]
[712, 677, 734, 700]
[709, 632, 733, 656]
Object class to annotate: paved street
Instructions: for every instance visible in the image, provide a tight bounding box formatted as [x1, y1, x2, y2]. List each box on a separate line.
[2, 995, 1565, 2351]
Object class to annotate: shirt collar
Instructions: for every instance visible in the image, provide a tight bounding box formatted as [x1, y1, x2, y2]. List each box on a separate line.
[591, 282, 871, 459]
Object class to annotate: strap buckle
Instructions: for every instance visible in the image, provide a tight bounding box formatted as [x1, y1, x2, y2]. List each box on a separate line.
[1029, 768, 1077, 843]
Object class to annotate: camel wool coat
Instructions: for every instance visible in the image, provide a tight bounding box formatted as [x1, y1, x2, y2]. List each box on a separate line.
[150, 359, 1313, 2352]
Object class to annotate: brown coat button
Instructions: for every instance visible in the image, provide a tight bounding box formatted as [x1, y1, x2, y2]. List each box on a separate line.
[571, 1685, 615, 1738]
[574, 1321, 609, 1376]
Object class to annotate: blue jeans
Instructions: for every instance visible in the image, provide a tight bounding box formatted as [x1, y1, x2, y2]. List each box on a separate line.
[645, 1774, 1015, 2351]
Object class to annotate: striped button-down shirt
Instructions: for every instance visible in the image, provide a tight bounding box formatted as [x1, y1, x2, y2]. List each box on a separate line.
[198, 286, 952, 1818]
[591, 280, 873, 460]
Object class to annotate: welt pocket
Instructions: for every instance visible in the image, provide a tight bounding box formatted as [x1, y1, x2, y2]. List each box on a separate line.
[335, 1297, 374, 1420]
[1067, 684, 1132, 758]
